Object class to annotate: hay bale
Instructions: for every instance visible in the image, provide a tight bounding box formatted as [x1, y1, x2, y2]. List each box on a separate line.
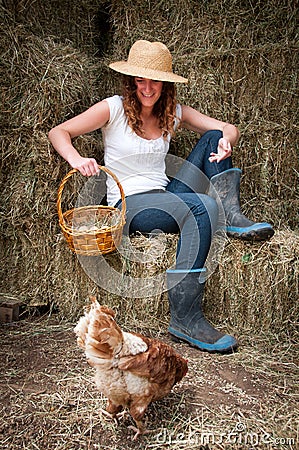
[1, 0, 105, 55]
[0, 20, 104, 310]
[54, 233, 178, 327]
[204, 229, 299, 336]
[0, 25, 101, 132]
[0, 129, 101, 307]
[51, 228, 299, 340]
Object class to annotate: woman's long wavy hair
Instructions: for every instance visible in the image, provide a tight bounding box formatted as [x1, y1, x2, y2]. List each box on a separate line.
[121, 75, 179, 138]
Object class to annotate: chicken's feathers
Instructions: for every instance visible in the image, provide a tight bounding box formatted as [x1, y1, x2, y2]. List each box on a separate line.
[74, 299, 124, 360]
[118, 333, 187, 385]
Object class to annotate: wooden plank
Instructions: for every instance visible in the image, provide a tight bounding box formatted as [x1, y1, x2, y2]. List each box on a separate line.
[0, 298, 22, 321]
[0, 306, 13, 323]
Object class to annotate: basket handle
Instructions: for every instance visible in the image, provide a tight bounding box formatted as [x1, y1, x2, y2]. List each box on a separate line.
[57, 166, 126, 229]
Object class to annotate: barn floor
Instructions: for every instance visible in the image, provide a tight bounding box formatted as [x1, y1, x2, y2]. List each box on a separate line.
[0, 314, 297, 449]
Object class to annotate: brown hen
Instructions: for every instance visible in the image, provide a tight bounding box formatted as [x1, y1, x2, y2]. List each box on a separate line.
[74, 297, 188, 439]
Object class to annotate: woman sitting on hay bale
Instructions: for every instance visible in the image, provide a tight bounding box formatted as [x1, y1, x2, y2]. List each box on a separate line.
[49, 40, 274, 354]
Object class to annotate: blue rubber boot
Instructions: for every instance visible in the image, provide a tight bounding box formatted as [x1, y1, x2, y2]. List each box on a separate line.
[210, 168, 274, 241]
[167, 269, 238, 353]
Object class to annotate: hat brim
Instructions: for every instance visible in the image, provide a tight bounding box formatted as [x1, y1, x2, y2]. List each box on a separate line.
[109, 61, 188, 84]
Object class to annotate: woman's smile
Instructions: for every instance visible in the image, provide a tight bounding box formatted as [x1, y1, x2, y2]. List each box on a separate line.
[135, 78, 163, 108]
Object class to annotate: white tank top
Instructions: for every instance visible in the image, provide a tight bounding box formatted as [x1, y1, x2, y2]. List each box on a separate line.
[102, 95, 181, 206]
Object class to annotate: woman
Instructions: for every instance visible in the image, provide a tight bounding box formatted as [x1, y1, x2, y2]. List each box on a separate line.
[49, 40, 274, 353]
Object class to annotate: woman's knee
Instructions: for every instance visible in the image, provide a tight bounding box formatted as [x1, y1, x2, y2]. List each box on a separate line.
[196, 195, 219, 229]
[200, 129, 223, 142]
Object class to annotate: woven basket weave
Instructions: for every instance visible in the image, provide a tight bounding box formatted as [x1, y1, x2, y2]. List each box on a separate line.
[57, 166, 126, 255]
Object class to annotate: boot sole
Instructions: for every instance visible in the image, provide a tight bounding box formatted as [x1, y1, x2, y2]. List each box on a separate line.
[168, 327, 238, 354]
[227, 227, 274, 242]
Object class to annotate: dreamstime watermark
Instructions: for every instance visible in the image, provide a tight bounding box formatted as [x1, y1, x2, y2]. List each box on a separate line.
[155, 422, 296, 447]
[74, 153, 227, 297]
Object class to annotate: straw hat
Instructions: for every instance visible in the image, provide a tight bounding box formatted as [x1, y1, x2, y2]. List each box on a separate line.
[109, 40, 188, 83]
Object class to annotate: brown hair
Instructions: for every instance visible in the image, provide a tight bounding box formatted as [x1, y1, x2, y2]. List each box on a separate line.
[121, 75, 179, 138]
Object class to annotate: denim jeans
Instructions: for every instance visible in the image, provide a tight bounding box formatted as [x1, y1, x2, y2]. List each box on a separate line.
[117, 130, 232, 270]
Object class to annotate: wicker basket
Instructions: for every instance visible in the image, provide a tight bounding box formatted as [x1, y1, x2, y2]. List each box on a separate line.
[57, 166, 126, 256]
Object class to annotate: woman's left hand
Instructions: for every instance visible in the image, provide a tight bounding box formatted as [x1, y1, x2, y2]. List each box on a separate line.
[209, 137, 232, 163]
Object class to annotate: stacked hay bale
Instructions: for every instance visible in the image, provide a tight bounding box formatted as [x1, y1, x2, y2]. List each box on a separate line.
[0, 4, 104, 310]
[0, 1, 298, 338]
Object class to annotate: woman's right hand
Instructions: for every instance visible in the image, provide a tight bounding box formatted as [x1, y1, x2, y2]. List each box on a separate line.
[68, 155, 99, 177]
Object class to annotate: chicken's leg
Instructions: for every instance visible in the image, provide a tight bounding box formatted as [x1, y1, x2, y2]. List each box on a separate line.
[129, 397, 153, 440]
[128, 419, 152, 441]
[99, 399, 124, 425]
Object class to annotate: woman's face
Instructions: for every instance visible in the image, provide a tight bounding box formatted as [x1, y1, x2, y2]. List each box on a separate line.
[134, 77, 163, 109]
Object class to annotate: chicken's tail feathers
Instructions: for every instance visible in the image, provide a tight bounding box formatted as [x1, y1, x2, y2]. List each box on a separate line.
[74, 296, 123, 361]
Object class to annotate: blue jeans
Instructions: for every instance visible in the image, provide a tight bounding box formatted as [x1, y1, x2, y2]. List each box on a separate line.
[118, 130, 232, 269]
